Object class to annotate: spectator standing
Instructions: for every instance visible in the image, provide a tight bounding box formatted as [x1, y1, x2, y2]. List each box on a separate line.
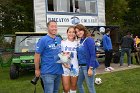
[130, 34, 135, 64]
[75, 24, 99, 93]
[120, 31, 134, 67]
[102, 28, 114, 71]
[134, 36, 139, 47]
[34, 20, 63, 93]
[133, 36, 140, 64]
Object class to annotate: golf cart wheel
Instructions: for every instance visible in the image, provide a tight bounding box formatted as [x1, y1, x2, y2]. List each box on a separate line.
[10, 64, 19, 79]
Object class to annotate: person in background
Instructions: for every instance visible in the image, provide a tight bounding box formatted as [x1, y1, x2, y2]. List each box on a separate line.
[133, 36, 140, 64]
[130, 34, 135, 64]
[134, 36, 139, 48]
[61, 26, 79, 93]
[34, 20, 63, 93]
[75, 24, 99, 93]
[102, 28, 114, 71]
[120, 31, 134, 67]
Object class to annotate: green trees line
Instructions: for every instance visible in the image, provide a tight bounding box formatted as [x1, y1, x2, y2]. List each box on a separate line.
[0, 0, 34, 35]
[105, 0, 140, 36]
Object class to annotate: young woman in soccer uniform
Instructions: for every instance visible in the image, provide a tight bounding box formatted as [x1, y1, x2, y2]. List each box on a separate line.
[61, 26, 79, 93]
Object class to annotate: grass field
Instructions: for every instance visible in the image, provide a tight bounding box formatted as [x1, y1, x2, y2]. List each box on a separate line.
[0, 67, 140, 93]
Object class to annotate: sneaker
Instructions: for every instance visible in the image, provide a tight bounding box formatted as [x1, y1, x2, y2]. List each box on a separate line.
[108, 67, 114, 71]
[105, 68, 111, 72]
[128, 65, 131, 67]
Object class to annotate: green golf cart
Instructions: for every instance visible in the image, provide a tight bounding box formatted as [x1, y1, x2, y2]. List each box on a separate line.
[10, 32, 47, 79]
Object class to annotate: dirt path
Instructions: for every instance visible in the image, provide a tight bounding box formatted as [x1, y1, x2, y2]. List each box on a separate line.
[96, 63, 140, 75]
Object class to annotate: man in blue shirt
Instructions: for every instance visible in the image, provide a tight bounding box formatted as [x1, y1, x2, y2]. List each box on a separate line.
[102, 28, 114, 71]
[34, 20, 63, 93]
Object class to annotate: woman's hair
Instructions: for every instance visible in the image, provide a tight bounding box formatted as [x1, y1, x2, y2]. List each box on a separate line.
[74, 24, 90, 38]
[67, 26, 75, 33]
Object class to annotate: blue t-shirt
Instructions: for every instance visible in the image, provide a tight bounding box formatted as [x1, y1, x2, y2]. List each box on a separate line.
[35, 35, 63, 75]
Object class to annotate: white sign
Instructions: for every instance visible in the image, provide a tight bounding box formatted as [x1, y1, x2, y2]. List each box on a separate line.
[47, 14, 98, 26]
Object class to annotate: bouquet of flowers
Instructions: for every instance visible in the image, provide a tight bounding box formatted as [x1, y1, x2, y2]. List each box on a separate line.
[57, 52, 78, 76]
[57, 52, 71, 64]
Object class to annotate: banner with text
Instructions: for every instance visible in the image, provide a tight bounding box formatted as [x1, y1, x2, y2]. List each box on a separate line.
[47, 14, 98, 26]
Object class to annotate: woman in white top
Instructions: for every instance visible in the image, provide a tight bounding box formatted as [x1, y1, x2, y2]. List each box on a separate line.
[61, 26, 79, 93]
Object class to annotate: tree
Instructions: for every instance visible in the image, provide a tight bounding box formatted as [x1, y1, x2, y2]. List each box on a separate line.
[0, 0, 34, 36]
[123, 0, 140, 36]
[105, 0, 128, 31]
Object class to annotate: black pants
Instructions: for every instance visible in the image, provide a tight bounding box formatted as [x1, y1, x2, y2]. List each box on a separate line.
[105, 50, 113, 68]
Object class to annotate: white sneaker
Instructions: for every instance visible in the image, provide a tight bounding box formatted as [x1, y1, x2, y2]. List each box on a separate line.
[108, 67, 114, 71]
[128, 65, 131, 67]
[105, 68, 111, 72]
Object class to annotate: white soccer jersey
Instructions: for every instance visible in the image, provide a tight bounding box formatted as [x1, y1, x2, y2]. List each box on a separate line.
[61, 39, 79, 76]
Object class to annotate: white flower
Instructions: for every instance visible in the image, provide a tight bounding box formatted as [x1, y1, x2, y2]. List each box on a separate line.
[57, 52, 70, 64]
